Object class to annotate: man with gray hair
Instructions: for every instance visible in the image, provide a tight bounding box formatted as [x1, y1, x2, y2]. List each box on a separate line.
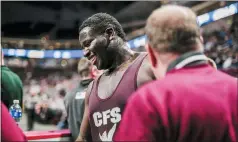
[115, 5, 237, 142]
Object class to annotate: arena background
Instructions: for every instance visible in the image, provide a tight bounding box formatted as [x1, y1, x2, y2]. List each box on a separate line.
[1, 1, 238, 139]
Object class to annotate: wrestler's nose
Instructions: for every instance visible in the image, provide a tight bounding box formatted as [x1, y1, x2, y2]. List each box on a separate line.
[83, 48, 91, 57]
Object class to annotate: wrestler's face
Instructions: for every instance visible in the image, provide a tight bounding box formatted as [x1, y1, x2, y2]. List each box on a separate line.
[79, 27, 114, 70]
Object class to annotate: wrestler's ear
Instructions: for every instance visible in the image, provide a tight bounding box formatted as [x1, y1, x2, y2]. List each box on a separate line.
[105, 27, 115, 41]
[146, 43, 157, 68]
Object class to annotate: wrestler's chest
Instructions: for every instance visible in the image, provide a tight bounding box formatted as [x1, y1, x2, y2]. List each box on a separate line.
[97, 71, 125, 99]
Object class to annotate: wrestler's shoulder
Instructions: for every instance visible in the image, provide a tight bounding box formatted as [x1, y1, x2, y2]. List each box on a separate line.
[137, 52, 155, 77]
[130, 80, 161, 106]
[135, 77, 173, 96]
[139, 52, 150, 64]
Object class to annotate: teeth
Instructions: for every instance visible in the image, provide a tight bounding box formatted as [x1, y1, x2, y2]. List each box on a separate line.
[90, 56, 96, 64]
[90, 56, 95, 61]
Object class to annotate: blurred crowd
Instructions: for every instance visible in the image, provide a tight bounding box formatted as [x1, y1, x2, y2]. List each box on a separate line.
[22, 65, 101, 130]
[202, 25, 238, 76]
[23, 72, 79, 130]
[1, 37, 80, 50]
[203, 29, 237, 67]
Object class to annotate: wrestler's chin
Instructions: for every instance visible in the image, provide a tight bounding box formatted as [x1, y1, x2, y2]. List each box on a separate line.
[95, 60, 104, 70]
[97, 60, 111, 70]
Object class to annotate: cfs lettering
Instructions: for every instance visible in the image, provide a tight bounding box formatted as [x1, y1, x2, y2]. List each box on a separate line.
[93, 107, 121, 127]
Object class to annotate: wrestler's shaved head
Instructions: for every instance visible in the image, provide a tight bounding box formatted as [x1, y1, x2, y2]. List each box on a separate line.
[145, 5, 202, 54]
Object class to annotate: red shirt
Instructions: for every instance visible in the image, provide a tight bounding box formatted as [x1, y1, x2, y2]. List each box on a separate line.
[114, 65, 238, 142]
[1, 102, 27, 141]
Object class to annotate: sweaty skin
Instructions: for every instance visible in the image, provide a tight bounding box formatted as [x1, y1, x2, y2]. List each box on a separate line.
[76, 26, 155, 141]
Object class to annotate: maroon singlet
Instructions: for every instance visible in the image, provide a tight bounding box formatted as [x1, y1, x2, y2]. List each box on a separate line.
[88, 53, 147, 141]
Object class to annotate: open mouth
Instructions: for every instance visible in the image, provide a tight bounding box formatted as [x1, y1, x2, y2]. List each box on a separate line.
[84, 49, 97, 65]
[87, 52, 97, 65]
[90, 56, 97, 65]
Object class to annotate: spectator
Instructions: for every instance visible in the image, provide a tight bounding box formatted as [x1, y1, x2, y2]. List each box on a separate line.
[24, 82, 40, 131]
[64, 58, 99, 141]
[115, 5, 237, 142]
[55, 89, 67, 130]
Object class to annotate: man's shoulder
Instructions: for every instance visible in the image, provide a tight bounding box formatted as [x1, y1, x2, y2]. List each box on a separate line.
[71, 81, 90, 94]
[85, 80, 95, 96]
[215, 70, 238, 89]
[1, 66, 14, 75]
[1, 66, 11, 77]
[1, 66, 23, 86]
[133, 80, 163, 98]
[128, 80, 168, 113]
[133, 76, 176, 100]
[216, 69, 238, 81]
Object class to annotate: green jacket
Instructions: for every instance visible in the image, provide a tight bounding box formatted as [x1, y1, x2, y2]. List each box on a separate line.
[1, 66, 23, 109]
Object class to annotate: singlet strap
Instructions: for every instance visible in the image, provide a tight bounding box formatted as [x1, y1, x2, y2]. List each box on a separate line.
[90, 53, 147, 99]
[117, 53, 148, 91]
[89, 76, 101, 100]
[129, 53, 148, 76]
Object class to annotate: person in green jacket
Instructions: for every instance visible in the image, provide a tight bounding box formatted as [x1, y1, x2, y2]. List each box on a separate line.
[1, 50, 23, 109]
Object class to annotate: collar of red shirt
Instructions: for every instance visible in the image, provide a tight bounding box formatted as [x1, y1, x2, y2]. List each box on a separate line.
[167, 51, 208, 73]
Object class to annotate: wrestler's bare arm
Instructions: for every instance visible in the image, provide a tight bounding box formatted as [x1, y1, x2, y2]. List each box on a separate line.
[137, 56, 156, 87]
[76, 82, 93, 142]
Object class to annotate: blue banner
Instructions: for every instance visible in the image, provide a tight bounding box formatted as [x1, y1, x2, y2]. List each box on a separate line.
[3, 2, 238, 59]
[197, 2, 238, 26]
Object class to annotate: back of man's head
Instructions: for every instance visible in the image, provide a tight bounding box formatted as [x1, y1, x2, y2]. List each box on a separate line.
[78, 57, 92, 79]
[145, 5, 202, 54]
[79, 13, 126, 41]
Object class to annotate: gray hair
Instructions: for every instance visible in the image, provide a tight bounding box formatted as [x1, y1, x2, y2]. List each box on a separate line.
[145, 5, 201, 54]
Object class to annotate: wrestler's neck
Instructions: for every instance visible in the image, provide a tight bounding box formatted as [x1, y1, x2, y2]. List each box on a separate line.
[108, 45, 135, 73]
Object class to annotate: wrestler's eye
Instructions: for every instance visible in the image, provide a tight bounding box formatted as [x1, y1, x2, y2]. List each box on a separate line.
[84, 39, 93, 48]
